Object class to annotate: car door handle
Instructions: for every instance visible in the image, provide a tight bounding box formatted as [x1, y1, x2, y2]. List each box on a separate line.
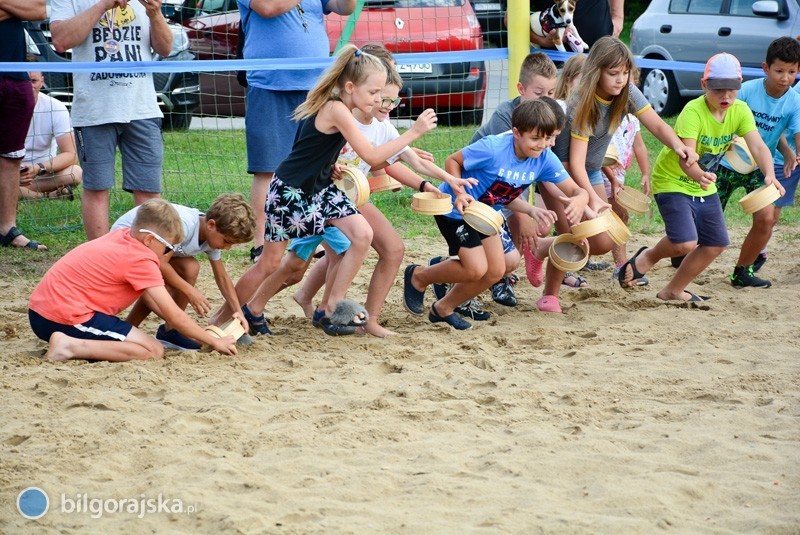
[718, 27, 731, 36]
[659, 25, 672, 33]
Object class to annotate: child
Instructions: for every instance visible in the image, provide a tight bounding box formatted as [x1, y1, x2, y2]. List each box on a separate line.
[403, 99, 589, 329]
[617, 53, 780, 302]
[554, 53, 586, 105]
[602, 66, 651, 278]
[111, 193, 255, 350]
[712, 37, 800, 289]
[546, 37, 698, 302]
[469, 52, 559, 308]
[28, 199, 237, 362]
[218, 45, 437, 336]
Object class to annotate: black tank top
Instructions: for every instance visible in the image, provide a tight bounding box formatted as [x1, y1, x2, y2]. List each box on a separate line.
[0, 19, 29, 80]
[275, 111, 348, 196]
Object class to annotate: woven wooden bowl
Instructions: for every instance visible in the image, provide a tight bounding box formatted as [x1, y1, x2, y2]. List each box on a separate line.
[336, 166, 370, 207]
[548, 233, 589, 272]
[602, 144, 619, 167]
[368, 174, 403, 193]
[570, 213, 612, 241]
[463, 200, 504, 236]
[726, 137, 756, 174]
[202, 319, 245, 351]
[616, 185, 651, 215]
[411, 191, 453, 216]
[740, 183, 781, 215]
[604, 209, 631, 245]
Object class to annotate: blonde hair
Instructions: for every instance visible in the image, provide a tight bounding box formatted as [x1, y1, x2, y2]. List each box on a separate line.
[294, 45, 387, 120]
[570, 37, 633, 137]
[519, 52, 558, 87]
[554, 54, 586, 102]
[132, 199, 184, 243]
[205, 193, 256, 243]
[360, 43, 402, 88]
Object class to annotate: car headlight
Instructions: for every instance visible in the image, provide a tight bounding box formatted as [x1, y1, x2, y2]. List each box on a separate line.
[168, 24, 191, 57]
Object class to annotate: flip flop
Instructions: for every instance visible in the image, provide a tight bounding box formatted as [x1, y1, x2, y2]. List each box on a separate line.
[617, 246, 648, 288]
[524, 249, 544, 287]
[536, 295, 562, 313]
[685, 291, 711, 302]
[428, 302, 472, 330]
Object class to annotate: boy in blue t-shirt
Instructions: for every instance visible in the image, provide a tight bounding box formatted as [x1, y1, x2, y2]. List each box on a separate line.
[714, 37, 800, 288]
[402, 99, 589, 329]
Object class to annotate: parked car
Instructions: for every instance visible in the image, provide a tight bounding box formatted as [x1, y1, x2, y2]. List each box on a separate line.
[470, 0, 506, 47]
[23, 18, 201, 130]
[630, 0, 800, 116]
[169, 0, 487, 125]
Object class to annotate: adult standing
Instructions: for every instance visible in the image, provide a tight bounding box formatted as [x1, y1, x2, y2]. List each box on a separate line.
[0, 0, 48, 251]
[522, 0, 624, 50]
[50, 0, 173, 240]
[238, 0, 357, 264]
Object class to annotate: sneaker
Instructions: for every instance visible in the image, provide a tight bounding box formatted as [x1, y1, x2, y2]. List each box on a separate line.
[156, 324, 201, 351]
[242, 304, 274, 336]
[428, 256, 451, 301]
[730, 265, 772, 289]
[490, 274, 518, 307]
[454, 298, 491, 321]
[752, 252, 767, 273]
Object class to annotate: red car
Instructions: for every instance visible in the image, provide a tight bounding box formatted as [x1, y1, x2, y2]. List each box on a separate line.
[167, 0, 486, 125]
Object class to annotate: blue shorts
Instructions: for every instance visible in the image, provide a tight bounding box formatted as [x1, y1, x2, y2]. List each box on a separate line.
[654, 192, 729, 247]
[288, 226, 351, 262]
[588, 168, 605, 186]
[29, 309, 132, 343]
[500, 221, 515, 254]
[245, 87, 305, 173]
[775, 163, 800, 208]
[74, 118, 163, 193]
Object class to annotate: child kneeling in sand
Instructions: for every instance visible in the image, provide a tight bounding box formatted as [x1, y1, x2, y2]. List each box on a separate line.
[112, 193, 255, 349]
[403, 99, 589, 329]
[28, 199, 238, 361]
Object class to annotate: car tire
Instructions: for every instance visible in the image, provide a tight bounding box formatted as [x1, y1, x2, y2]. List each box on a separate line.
[640, 66, 682, 117]
[163, 107, 194, 131]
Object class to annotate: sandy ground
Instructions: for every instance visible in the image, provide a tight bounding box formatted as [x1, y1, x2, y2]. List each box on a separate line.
[1, 226, 799, 534]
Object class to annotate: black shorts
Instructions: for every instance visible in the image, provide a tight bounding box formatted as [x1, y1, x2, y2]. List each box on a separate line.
[435, 215, 492, 256]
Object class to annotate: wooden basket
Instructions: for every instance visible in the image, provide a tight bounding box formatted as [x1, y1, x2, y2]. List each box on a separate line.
[411, 191, 453, 216]
[603, 210, 631, 245]
[602, 144, 619, 167]
[368, 174, 403, 193]
[336, 166, 370, 207]
[570, 213, 612, 240]
[202, 319, 245, 351]
[463, 201, 504, 236]
[726, 137, 756, 174]
[616, 185, 651, 215]
[548, 233, 589, 272]
[739, 183, 780, 215]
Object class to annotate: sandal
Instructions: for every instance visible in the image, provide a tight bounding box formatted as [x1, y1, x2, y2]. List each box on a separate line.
[562, 272, 588, 288]
[617, 246, 649, 288]
[320, 300, 368, 336]
[0, 226, 46, 251]
[241, 304, 273, 336]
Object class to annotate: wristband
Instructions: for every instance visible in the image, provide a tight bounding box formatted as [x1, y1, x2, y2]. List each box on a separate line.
[37, 163, 47, 176]
[419, 180, 430, 192]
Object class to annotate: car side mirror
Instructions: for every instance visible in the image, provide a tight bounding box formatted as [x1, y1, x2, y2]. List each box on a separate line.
[752, 0, 783, 19]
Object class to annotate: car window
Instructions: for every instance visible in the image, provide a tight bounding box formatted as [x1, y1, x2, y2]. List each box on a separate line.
[673, 0, 722, 13]
[197, 0, 227, 13]
[728, 0, 758, 15]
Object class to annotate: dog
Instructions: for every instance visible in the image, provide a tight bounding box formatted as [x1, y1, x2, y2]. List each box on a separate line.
[530, 0, 588, 53]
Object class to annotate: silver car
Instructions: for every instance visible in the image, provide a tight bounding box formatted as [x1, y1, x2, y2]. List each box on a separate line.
[631, 0, 800, 116]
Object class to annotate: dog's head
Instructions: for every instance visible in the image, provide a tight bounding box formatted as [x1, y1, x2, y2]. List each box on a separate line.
[552, 0, 576, 25]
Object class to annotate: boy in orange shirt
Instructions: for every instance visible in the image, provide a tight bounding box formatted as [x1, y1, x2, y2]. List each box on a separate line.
[28, 199, 237, 362]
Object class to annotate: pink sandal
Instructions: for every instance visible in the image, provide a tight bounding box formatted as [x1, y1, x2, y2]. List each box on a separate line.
[524, 249, 544, 287]
[536, 295, 562, 314]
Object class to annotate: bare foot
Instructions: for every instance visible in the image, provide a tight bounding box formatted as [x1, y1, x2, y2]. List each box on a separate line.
[366, 321, 397, 338]
[292, 292, 314, 319]
[45, 332, 73, 362]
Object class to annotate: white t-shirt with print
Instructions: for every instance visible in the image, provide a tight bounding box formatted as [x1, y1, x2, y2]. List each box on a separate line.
[337, 117, 409, 175]
[50, 0, 162, 126]
[23, 93, 72, 166]
[607, 113, 640, 184]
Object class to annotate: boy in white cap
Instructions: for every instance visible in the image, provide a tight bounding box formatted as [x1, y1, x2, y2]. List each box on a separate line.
[617, 52, 780, 302]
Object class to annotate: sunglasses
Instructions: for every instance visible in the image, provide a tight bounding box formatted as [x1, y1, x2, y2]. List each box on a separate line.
[140, 229, 175, 255]
[380, 96, 402, 108]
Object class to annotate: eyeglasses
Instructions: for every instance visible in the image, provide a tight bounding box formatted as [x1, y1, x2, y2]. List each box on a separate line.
[380, 97, 402, 108]
[140, 229, 174, 255]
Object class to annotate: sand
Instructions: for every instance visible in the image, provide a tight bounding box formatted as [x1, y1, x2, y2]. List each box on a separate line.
[1, 227, 799, 533]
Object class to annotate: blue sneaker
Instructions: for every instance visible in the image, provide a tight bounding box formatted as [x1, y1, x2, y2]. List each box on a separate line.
[242, 304, 273, 336]
[156, 324, 201, 351]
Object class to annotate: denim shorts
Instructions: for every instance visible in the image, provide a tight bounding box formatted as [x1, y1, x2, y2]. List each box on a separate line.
[245, 87, 305, 173]
[588, 168, 605, 186]
[775, 163, 800, 208]
[654, 192, 729, 247]
[288, 226, 351, 262]
[74, 118, 163, 193]
[29, 309, 132, 343]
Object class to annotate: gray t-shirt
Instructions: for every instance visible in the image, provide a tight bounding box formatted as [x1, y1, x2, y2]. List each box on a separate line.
[50, 0, 162, 127]
[111, 204, 222, 261]
[554, 83, 651, 171]
[470, 97, 520, 144]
